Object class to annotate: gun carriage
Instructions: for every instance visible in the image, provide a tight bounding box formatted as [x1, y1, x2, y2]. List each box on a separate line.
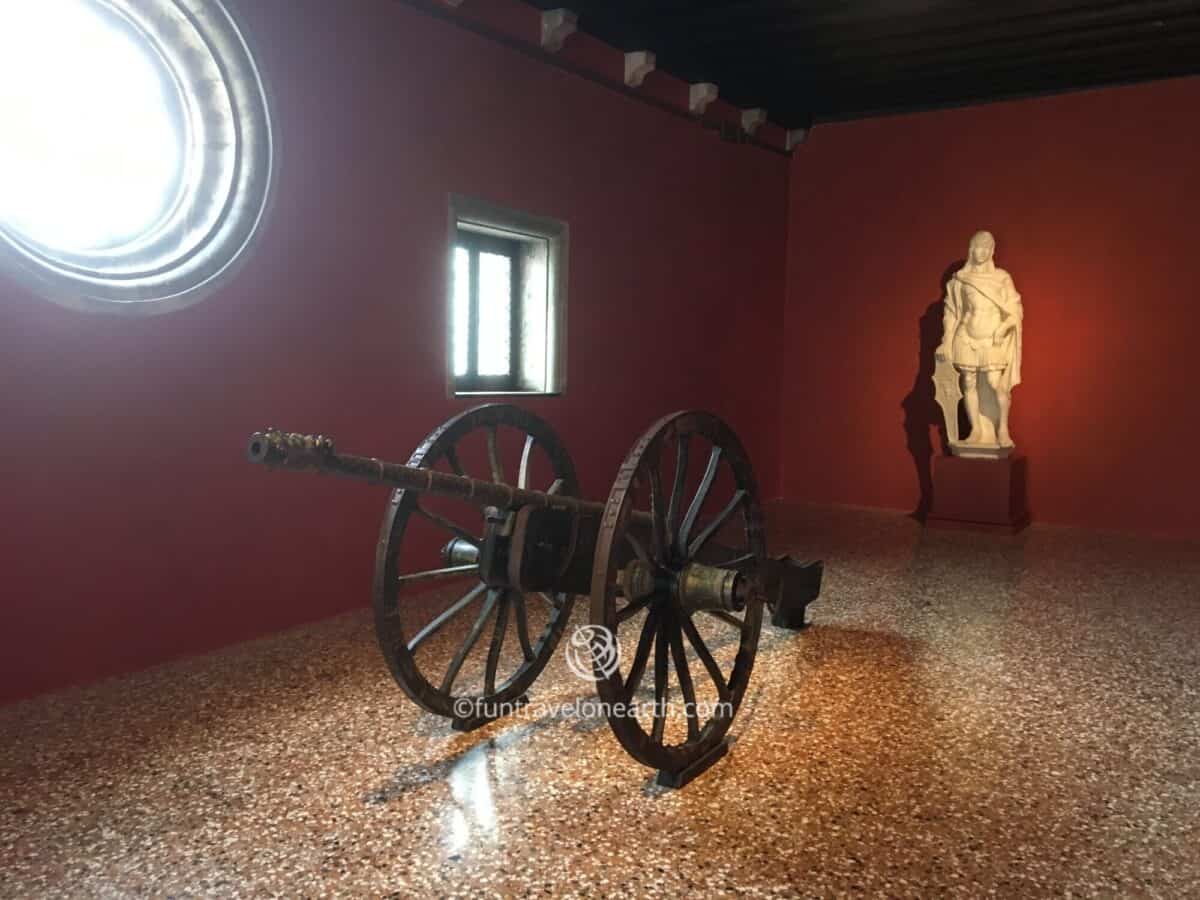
[247, 404, 821, 787]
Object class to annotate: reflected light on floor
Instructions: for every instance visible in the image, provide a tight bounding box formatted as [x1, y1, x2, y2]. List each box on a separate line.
[442, 743, 500, 855]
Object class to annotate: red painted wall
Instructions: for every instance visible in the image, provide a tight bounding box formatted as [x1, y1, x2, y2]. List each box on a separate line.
[781, 77, 1200, 539]
[0, 0, 787, 702]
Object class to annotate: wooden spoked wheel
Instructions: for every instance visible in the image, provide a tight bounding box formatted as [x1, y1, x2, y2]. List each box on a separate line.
[373, 404, 579, 718]
[591, 411, 766, 779]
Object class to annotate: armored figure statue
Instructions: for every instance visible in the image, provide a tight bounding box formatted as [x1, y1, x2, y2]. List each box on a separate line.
[933, 230, 1024, 456]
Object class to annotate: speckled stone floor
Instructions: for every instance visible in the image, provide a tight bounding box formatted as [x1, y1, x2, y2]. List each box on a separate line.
[3, 504, 1199, 898]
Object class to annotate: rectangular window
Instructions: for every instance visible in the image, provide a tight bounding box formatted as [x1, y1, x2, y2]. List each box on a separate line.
[449, 196, 567, 396]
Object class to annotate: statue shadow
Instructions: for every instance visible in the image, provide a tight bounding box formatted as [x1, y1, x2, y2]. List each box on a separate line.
[900, 260, 966, 522]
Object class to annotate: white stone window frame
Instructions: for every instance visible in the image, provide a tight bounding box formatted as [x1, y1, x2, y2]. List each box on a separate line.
[447, 195, 568, 398]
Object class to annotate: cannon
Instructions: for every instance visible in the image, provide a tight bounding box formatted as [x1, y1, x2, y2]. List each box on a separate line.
[247, 404, 822, 787]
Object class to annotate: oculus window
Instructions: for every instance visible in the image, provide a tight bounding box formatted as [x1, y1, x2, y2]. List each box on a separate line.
[0, 0, 273, 314]
[450, 197, 567, 396]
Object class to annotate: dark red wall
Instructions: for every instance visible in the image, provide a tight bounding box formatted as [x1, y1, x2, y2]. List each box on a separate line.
[781, 77, 1200, 539]
[0, 0, 787, 703]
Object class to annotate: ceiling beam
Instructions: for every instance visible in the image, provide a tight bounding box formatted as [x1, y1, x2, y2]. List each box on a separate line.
[810, 52, 1200, 121]
[682, 0, 1198, 49]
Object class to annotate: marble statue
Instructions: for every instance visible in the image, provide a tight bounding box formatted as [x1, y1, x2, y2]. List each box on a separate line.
[933, 231, 1023, 458]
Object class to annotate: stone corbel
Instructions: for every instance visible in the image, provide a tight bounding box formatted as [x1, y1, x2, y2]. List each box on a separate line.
[624, 51, 656, 87]
[541, 9, 577, 53]
[688, 82, 718, 115]
[741, 108, 767, 135]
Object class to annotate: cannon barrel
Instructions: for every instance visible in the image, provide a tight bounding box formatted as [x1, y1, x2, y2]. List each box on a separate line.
[247, 428, 609, 516]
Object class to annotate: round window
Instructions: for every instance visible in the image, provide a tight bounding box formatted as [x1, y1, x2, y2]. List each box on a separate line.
[0, 0, 273, 313]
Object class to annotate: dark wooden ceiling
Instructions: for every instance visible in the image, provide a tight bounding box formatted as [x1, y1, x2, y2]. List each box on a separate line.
[525, 0, 1200, 127]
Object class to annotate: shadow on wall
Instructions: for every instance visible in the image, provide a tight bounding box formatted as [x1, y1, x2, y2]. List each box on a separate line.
[900, 260, 964, 521]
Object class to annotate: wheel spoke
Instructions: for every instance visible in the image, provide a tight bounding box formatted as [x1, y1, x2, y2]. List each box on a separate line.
[440, 589, 500, 694]
[721, 552, 756, 568]
[406, 582, 486, 653]
[622, 606, 659, 703]
[517, 434, 535, 489]
[396, 564, 476, 586]
[444, 444, 466, 478]
[414, 504, 478, 546]
[646, 461, 668, 563]
[625, 531, 650, 565]
[616, 592, 654, 623]
[547, 478, 565, 495]
[651, 615, 670, 744]
[678, 446, 722, 554]
[666, 433, 690, 546]
[512, 591, 536, 661]
[484, 589, 510, 694]
[537, 591, 561, 609]
[668, 620, 700, 740]
[688, 489, 747, 558]
[681, 613, 729, 702]
[486, 425, 506, 484]
[699, 608, 744, 629]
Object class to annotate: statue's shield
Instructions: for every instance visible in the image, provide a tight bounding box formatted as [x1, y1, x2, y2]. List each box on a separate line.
[932, 358, 962, 445]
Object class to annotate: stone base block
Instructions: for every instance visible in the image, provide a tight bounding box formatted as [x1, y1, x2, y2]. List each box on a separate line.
[926, 454, 1029, 534]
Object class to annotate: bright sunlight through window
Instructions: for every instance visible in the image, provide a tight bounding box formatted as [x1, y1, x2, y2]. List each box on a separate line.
[449, 198, 568, 396]
[0, 0, 273, 314]
[0, 0, 183, 252]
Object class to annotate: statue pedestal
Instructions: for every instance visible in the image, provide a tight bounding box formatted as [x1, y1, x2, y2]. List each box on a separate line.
[926, 455, 1029, 534]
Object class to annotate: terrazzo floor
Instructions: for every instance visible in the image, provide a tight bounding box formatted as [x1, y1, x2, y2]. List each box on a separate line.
[2, 504, 1199, 898]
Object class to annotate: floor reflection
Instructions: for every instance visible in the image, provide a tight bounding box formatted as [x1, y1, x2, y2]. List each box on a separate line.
[4, 505, 1200, 896]
[443, 741, 499, 854]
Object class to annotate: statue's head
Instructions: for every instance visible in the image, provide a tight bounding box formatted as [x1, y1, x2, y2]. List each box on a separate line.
[968, 230, 995, 265]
